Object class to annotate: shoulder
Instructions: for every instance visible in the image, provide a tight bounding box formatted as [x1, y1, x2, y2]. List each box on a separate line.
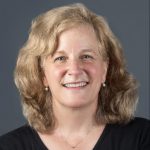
[124, 117, 150, 133]
[0, 125, 36, 150]
[114, 117, 150, 150]
[128, 117, 150, 138]
[0, 124, 33, 141]
[130, 117, 150, 126]
[123, 117, 150, 130]
[107, 117, 150, 149]
[109, 117, 150, 130]
[109, 117, 150, 137]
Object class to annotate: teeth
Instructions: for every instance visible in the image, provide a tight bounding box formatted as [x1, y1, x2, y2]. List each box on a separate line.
[63, 82, 87, 88]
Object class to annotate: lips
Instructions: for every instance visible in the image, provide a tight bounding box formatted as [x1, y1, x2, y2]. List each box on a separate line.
[62, 81, 88, 88]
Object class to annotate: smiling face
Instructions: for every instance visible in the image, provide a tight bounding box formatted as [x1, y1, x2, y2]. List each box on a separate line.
[43, 24, 108, 109]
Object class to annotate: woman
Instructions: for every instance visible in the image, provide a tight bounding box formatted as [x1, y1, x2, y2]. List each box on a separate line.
[0, 3, 149, 150]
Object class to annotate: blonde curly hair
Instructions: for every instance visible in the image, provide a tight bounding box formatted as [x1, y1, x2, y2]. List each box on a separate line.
[14, 3, 138, 132]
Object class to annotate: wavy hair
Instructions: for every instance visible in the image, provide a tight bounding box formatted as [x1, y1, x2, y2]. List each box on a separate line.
[14, 3, 138, 132]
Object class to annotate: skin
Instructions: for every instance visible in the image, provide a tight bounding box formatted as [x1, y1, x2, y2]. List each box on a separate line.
[43, 24, 108, 110]
[40, 24, 108, 150]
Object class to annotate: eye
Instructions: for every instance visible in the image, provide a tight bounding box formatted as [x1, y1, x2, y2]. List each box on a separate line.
[81, 55, 94, 60]
[54, 56, 67, 62]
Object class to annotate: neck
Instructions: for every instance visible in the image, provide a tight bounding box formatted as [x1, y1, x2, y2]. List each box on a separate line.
[52, 101, 98, 135]
[38, 101, 105, 150]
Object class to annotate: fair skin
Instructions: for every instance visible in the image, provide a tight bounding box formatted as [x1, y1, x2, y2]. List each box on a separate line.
[39, 24, 108, 150]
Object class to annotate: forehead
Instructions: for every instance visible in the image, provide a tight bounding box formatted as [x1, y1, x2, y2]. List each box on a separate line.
[55, 24, 99, 52]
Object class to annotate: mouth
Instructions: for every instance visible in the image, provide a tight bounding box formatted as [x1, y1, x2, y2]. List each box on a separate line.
[62, 81, 89, 88]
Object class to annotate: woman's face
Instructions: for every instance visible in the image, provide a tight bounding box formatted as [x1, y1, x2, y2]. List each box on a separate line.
[43, 25, 107, 109]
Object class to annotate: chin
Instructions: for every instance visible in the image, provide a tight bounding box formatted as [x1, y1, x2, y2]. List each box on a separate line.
[63, 99, 92, 109]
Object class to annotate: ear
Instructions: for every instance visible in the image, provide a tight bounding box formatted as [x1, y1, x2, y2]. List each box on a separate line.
[41, 64, 49, 87]
[43, 76, 49, 87]
[102, 60, 108, 82]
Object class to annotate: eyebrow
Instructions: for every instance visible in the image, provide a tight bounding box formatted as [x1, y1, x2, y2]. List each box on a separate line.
[80, 49, 97, 54]
[54, 49, 98, 55]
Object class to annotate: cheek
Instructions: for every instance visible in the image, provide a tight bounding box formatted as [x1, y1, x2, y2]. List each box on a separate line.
[86, 63, 101, 75]
[49, 66, 66, 83]
[86, 63, 106, 81]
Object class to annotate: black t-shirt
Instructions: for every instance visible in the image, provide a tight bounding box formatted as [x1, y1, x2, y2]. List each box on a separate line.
[0, 117, 150, 150]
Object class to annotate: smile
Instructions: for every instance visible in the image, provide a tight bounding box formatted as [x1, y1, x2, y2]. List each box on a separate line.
[63, 82, 88, 88]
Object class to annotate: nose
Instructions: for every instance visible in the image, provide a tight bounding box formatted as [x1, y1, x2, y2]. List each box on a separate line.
[67, 59, 83, 76]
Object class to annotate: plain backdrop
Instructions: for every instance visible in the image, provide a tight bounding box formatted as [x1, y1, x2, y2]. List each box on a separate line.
[0, 0, 149, 135]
